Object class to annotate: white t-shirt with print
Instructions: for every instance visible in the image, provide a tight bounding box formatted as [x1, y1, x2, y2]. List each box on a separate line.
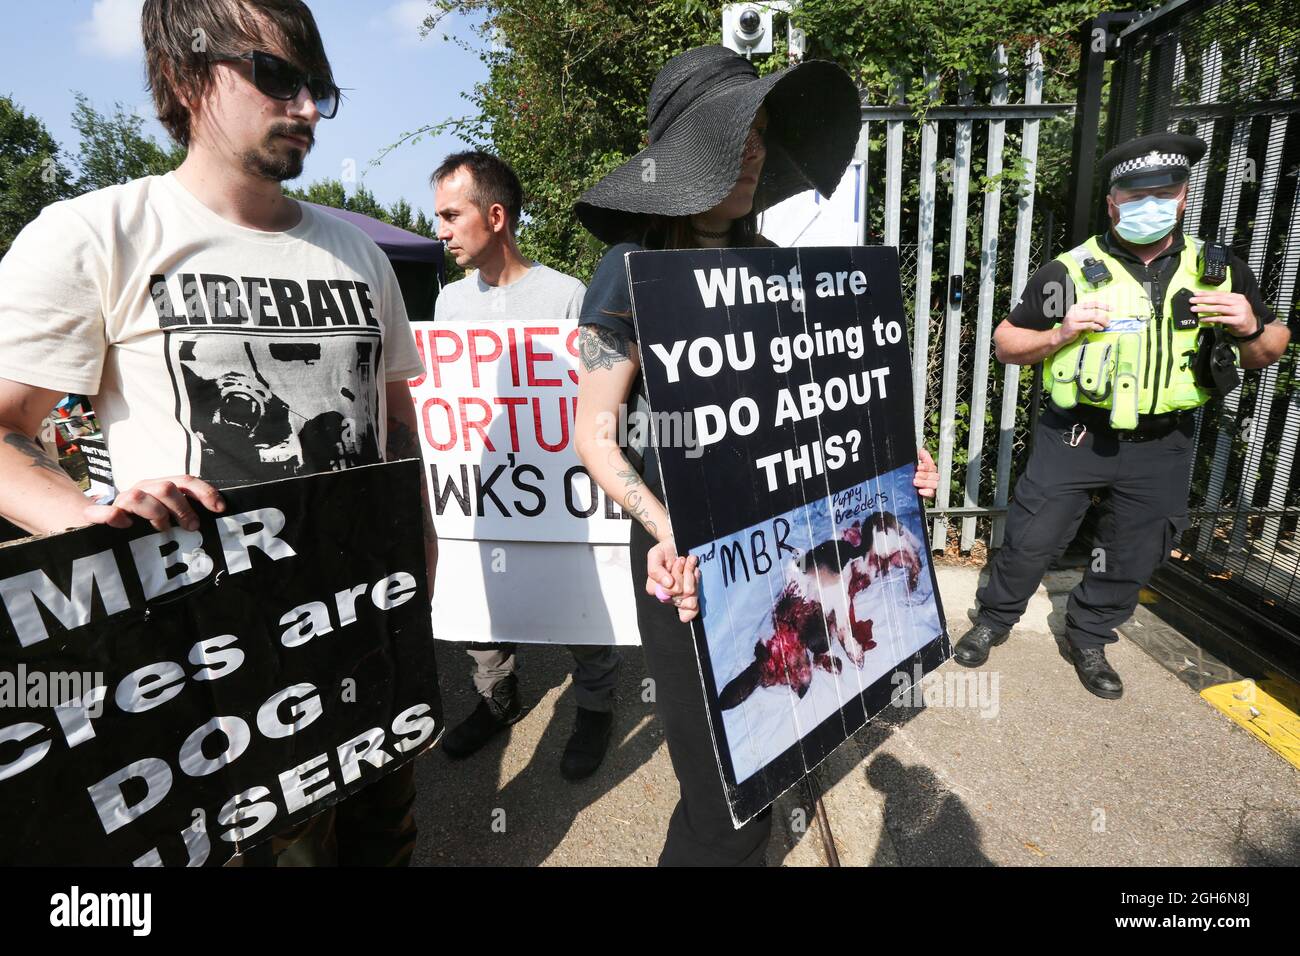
[0, 172, 424, 490]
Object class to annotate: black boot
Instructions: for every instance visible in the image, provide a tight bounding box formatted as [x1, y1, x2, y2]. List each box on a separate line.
[560, 707, 614, 781]
[1068, 645, 1123, 700]
[953, 622, 1010, 667]
[442, 677, 522, 760]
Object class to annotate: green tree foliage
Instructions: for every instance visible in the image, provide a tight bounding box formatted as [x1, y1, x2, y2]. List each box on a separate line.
[289, 177, 349, 208]
[0, 96, 74, 256]
[341, 182, 392, 222]
[796, 0, 1125, 232]
[70, 94, 186, 193]
[422, 0, 1124, 280]
[389, 198, 414, 231]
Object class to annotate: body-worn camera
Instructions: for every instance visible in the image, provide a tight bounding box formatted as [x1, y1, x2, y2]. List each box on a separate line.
[1081, 256, 1113, 287]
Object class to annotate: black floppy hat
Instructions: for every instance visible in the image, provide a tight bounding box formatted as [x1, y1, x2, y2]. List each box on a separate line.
[575, 45, 861, 245]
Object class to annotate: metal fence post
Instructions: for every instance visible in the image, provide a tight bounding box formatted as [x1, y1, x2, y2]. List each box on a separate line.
[992, 44, 1044, 550]
[884, 78, 905, 250]
[912, 69, 941, 453]
[933, 75, 974, 550]
[1228, 68, 1295, 554]
[962, 46, 1009, 552]
[1194, 42, 1258, 556]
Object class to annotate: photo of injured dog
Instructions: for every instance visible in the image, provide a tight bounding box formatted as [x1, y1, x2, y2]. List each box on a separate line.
[694, 463, 944, 786]
[719, 511, 926, 709]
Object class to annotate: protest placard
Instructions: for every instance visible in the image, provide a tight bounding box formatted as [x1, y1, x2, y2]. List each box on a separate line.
[410, 319, 638, 645]
[628, 245, 951, 824]
[409, 320, 631, 544]
[0, 461, 441, 866]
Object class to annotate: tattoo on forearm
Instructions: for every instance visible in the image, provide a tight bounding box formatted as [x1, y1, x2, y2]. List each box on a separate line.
[579, 326, 632, 371]
[607, 447, 658, 536]
[4, 433, 66, 479]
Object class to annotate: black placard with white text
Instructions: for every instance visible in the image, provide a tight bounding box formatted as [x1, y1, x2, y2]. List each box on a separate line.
[628, 246, 950, 825]
[0, 461, 441, 866]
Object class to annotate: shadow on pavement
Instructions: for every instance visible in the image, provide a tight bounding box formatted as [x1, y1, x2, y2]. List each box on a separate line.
[1230, 819, 1300, 867]
[770, 659, 994, 866]
[413, 640, 661, 865]
[864, 750, 994, 866]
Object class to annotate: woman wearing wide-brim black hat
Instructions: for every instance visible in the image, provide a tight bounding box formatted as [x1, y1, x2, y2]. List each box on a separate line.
[573, 45, 938, 866]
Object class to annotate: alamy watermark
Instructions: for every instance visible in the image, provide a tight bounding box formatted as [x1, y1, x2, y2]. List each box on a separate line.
[596, 406, 704, 459]
[890, 662, 1000, 718]
[0, 665, 106, 716]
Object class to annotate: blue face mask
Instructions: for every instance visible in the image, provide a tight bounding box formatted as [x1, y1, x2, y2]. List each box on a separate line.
[1114, 195, 1180, 243]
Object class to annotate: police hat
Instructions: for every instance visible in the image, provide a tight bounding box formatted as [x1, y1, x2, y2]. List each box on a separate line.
[1102, 132, 1208, 190]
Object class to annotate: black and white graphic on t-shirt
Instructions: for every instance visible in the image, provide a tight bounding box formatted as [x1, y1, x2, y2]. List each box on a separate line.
[150, 271, 386, 487]
[168, 330, 383, 484]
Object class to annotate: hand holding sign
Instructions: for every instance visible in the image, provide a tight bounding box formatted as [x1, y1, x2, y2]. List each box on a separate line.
[913, 448, 939, 499]
[647, 538, 702, 623]
[84, 475, 226, 532]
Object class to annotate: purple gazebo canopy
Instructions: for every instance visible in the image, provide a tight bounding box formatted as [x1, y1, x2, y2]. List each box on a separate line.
[306, 202, 443, 264]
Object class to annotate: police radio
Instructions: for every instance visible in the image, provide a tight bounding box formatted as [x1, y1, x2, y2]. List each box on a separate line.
[1198, 238, 1230, 286]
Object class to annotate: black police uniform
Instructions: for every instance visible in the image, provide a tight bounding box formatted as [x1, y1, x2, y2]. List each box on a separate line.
[967, 133, 1277, 693]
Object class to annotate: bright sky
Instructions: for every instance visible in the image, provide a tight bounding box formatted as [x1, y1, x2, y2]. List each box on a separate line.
[0, 0, 490, 221]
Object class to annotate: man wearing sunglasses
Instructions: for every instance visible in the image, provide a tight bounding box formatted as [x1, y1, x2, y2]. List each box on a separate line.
[0, 0, 433, 866]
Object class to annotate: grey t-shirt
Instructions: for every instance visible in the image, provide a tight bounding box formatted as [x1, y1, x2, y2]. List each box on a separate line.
[434, 261, 585, 322]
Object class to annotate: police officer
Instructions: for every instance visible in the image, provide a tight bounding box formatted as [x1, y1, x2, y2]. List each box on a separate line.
[954, 132, 1291, 698]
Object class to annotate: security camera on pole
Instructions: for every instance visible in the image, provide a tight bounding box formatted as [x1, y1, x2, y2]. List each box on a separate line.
[721, 2, 805, 64]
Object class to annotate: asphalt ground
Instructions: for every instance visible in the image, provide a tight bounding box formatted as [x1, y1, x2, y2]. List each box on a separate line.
[410, 562, 1300, 866]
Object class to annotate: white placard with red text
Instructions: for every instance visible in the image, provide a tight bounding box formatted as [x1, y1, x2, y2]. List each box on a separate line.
[409, 319, 632, 544]
[410, 319, 638, 645]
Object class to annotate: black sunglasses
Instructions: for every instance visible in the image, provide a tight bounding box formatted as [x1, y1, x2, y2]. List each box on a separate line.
[210, 50, 340, 119]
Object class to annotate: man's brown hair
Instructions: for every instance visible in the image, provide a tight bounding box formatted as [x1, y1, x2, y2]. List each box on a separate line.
[142, 0, 334, 147]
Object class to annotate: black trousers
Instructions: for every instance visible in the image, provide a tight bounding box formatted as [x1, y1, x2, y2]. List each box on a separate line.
[332, 761, 418, 866]
[630, 521, 772, 866]
[976, 403, 1194, 649]
[241, 761, 418, 867]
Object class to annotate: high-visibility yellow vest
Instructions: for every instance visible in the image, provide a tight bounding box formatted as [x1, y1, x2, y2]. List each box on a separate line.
[1045, 235, 1235, 428]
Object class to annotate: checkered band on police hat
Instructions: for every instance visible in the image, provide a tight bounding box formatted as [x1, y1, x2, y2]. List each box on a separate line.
[1109, 150, 1192, 184]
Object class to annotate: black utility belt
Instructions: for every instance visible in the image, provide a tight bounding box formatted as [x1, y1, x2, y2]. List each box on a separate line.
[1045, 401, 1195, 440]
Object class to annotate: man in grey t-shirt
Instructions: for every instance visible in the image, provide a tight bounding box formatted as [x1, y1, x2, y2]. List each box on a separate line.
[432, 151, 620, 780]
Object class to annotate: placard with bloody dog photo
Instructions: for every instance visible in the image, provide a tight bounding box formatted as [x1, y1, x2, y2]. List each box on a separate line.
[627, 245, 951, 825]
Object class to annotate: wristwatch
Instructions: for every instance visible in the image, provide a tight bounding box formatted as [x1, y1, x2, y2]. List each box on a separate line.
[1231, 312, 1266, 342]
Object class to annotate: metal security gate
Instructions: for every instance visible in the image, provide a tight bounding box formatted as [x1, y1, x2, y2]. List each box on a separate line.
[1070, 0, 1300, 643]
[854, 45, 1074, 553]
